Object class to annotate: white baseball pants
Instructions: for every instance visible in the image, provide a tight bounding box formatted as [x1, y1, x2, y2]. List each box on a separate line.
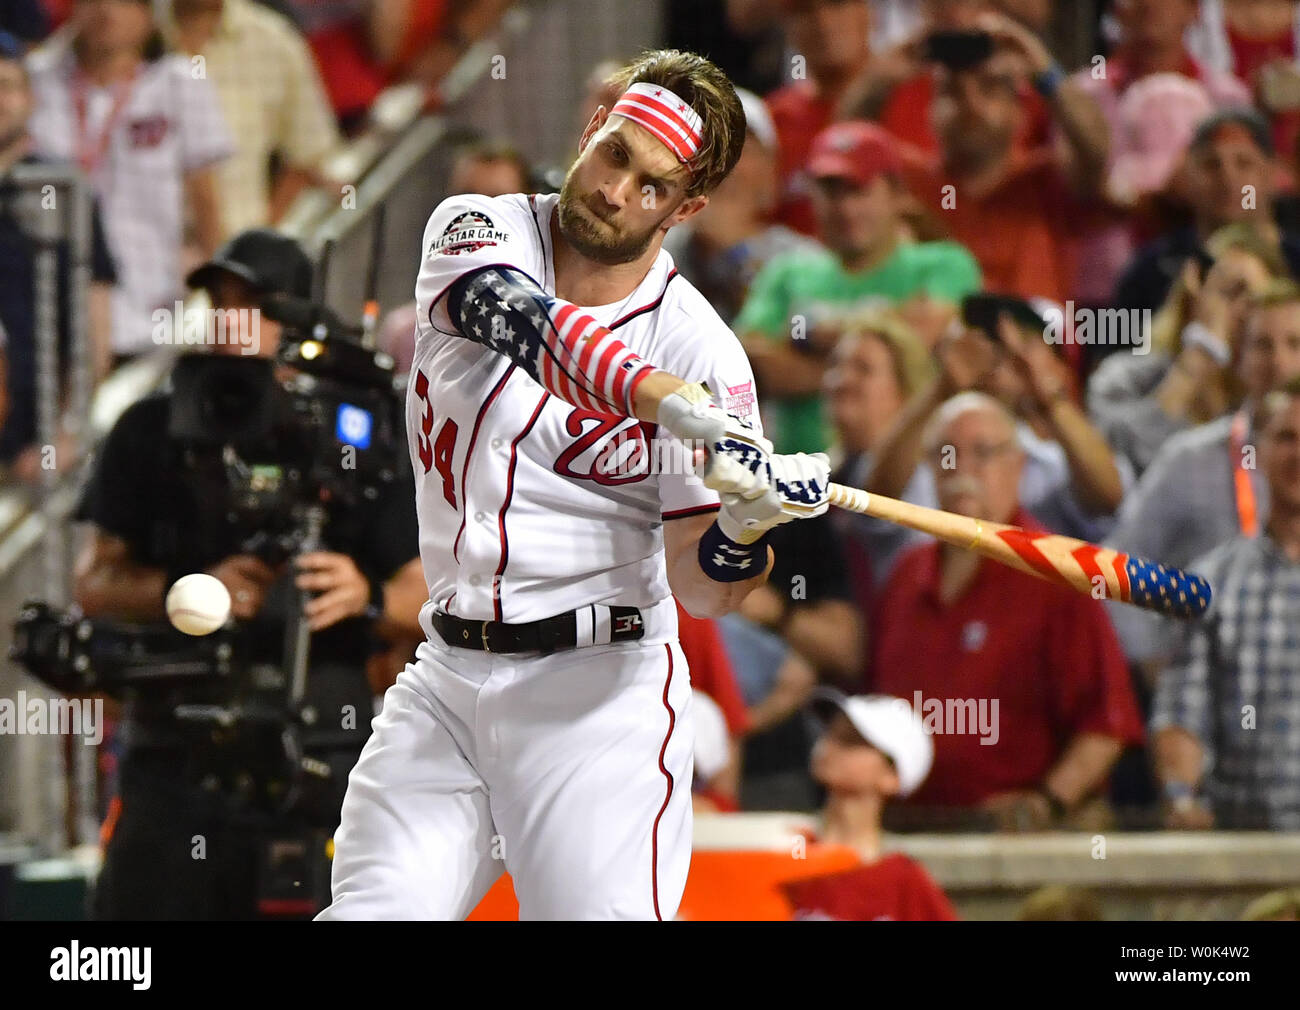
[317, 625, 694, 921]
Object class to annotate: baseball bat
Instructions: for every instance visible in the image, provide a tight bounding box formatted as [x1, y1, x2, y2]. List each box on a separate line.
[827, 483, 1211, 618]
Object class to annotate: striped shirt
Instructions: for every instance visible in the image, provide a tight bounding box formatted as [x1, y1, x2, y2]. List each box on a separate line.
[1152, 533, 1300, 829]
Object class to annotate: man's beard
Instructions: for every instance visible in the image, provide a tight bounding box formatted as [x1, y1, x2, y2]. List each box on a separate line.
[556, 171, 662, 266]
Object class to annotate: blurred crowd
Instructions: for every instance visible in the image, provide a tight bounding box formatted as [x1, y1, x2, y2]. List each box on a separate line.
[594, 0, 1300, 855]
[3, 0, 1300, 920]
[0, 0, 510, 480]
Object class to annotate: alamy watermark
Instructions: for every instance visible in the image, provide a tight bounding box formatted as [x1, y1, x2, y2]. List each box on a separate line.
[151, 301, 261, 355]
[1043, 301, 1151, 356]
[911, 691, 1000, 745]
[0, 691, 103, 745]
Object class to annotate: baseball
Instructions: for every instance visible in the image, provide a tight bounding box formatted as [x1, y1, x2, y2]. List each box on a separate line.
[165, 574, 232, 636]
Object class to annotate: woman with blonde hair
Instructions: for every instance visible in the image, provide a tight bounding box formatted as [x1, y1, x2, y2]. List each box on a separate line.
[825, 307, 936, 591]
[1088, 221, 1289, 475]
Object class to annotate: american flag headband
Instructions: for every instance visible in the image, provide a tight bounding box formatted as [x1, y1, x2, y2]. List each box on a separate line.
[609, 83, 704, 165]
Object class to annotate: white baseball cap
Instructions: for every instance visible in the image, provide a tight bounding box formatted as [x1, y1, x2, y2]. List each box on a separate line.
[811, 689, 933, 797]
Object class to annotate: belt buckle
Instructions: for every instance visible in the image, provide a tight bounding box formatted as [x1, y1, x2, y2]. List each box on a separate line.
[480, 620, 492, 653]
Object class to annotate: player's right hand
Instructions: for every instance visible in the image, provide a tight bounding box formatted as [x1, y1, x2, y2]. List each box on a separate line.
[655, 381, 773, 496]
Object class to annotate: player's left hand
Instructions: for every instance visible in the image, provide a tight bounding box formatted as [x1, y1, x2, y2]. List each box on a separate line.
[714, 451, 832, 545]
[295, 551, 371, 631]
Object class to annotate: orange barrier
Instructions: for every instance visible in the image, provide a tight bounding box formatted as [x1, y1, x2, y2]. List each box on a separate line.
[467, 844, 861, 921]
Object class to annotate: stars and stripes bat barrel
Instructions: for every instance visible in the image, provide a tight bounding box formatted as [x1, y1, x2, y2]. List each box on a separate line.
[827, 483, 1211, 618]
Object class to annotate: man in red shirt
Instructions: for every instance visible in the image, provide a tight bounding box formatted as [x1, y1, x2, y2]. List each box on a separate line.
[781, 690, 958, 920]
[765, 0, 874, 235]
[842, 0, 1052, 158]
[867, 392, 1144, 830]
[898, 13, 1110, 306]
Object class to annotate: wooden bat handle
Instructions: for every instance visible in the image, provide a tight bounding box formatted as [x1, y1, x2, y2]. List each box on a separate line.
[827, 483, 1211, 618]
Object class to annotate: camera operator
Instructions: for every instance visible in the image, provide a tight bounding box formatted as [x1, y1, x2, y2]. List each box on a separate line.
[71, 229, 424, 920]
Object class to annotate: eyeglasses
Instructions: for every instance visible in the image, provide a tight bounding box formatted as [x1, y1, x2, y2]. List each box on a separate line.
[927, 439, 1017, 469]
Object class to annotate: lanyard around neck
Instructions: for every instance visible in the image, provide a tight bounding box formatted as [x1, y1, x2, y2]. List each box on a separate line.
[1230, 408, 1258, 538]
[71, 66, 139, 179]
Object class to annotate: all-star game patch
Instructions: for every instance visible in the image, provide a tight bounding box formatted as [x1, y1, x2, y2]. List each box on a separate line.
[428, 210, 511, 257]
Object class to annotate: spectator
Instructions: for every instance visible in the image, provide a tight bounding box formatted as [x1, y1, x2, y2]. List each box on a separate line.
[1090, 222, 1284, 477]
[161, 0, 341, 239]
[868, 392, 1143, 829]
[718, 614, 817, 732]
[717, 502, 861, 812]
[279, 0, 511, 133]
[690, 689, 737, 812]
[734, 120, 979, 453]
[368, 0, 512, 103]
[664, 0, 786, 95]
[26, 0, 232, 361]
[1075, 75, 1216, 309]
[377, 138, 532, 378]
[841, 0, 1053, 159]
[1070, 0, 1253, 306]
[1105, 280, 1300, 673]
[1091, 0, 1251, 112]
[779, 691, 958, 920]
[765, 0, 875, 235]
[0, 29, 116, 481]
[446, 138, 530, 198]
[1152, 376, 1300, 831]
[898, 11, 1110, 310]
[1, 1, 52, 43]
[868, 308, 1130, 548]
[716, 610, 819, 810]
[1113, 107, 1300, 313]
[1188, 0, 1300, 159]
[825, 307, 937, 590]
[663, 87, 822, 325]
[39, 1, 74, 32]
[675, 600, 751, 810]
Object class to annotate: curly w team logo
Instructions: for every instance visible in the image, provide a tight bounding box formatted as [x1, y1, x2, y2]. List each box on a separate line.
[428, 211, 512, 257]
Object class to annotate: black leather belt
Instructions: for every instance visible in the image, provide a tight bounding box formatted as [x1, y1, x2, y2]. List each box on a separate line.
[431, 605, 645, 655]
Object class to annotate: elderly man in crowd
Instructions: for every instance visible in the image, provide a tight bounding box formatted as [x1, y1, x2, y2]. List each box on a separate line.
[867, 392, 1144, 831]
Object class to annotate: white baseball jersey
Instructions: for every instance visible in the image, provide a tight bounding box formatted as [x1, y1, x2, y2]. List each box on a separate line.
[26, 44, 233, 354]
[408, 191, 762, 633]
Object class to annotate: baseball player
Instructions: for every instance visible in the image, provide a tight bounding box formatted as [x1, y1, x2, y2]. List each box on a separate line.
[317, 49, 831, 921]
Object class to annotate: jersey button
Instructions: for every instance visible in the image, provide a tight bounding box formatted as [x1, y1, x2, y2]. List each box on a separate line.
[490, 438, 503, 450]
[469, 574, 482, 587]
[474, 511, 486, 523]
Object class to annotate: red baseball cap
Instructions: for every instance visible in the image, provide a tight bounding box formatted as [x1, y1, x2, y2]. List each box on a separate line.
[807, 121, 902, 186]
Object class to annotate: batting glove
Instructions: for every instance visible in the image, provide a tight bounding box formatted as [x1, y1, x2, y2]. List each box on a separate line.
[713, 451, 832, 545]
[656, 381, 773, 497]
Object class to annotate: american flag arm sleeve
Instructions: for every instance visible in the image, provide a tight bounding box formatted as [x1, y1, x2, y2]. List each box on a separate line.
[447, 265, 658, 417]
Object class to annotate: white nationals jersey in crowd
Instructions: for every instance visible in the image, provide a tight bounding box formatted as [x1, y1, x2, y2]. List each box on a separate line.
[409, 191, 762, 633]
